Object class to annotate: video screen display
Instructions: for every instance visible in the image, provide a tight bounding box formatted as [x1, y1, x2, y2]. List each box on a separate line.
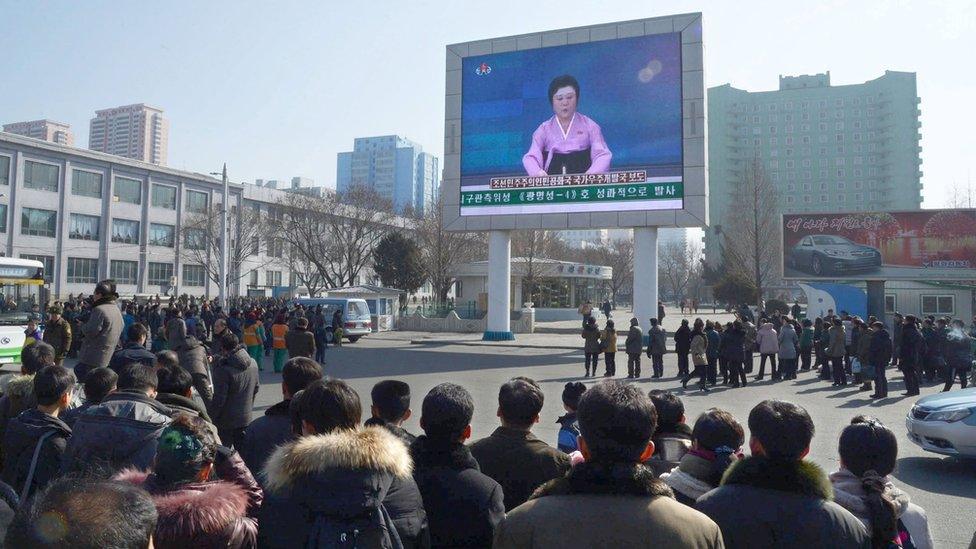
[459, 32, 684, 216]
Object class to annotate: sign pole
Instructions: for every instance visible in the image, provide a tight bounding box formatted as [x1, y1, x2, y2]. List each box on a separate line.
[633, 227, 659, 334]
[484, 230, 514, 341]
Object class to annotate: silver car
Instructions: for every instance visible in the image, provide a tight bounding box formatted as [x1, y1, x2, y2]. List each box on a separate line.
[905, 387, 976, 458]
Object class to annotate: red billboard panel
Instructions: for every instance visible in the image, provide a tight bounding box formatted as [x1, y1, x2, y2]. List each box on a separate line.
[782, 210, 976, 280]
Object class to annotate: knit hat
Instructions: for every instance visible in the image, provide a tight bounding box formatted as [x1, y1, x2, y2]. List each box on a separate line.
[48, 304, 63, 315]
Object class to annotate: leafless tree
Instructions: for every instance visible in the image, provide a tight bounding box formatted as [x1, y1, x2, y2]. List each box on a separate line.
[286, 243, 328, 297]
[415, 195, 485, 302]
[721, 154, 782, 306]
[574, 237, 634, 305]
[659, 240, 693, 301]
[512, 230, 570, 305]
[948, 180, 975, 209]
[179, 206, 273, 294]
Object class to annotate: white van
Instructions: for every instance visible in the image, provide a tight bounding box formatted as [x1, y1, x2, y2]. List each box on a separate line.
[294, 298, 372, 343]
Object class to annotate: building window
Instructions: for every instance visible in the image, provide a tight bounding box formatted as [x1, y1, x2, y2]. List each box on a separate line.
[884, 295, 896, 314]
[183, 264, 206, 287]
[148, 262, 174, 286]
[921, 295, 954, 316]
[184, 227, 206, 250]
[820, 194, 829, 203]
[20, 254, 53, 283]
[111, 219, 140, 244]
[110, 260, 138, 285]
[21, 207, 57, 237]
[67, 257, 98, 284]
[186, 190, 208, 214]
[24, 160, 59, 192]
[266, 270, 282, 286]
[152, 184, 177, 209]
[69, 213, 100, 241]
[0, 155, 11, 186]
[803, 195, 812, 204]
[114, 176, 142, 204]
[149, 223, 175, 247]
[72, 170, 103, 198]
[249, 270, 258, 286]
[854, 193, 863, 202]
[0, 204, 6, 233]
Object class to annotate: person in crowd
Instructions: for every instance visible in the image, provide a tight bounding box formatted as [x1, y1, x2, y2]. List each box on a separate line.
[723, 321, 747, 388]
[241, 312, 265, 370]
[115, 413, 263, 549]
[800, 318, 815, 371]
[705, 321, 721, 385]
[578, 300, 593, 328]
[674, 319, 692, 378]
[313, 313, 329, 362]
[778, 315, 800, 380]
[830, 417, 933, 549]
[601, 300, 612, 319]
[63, 363, 174, 474]
[742, 317, 758, 375]
[76, 280, 124, 382]
[696, 400, 870, 548]
[814, 317, 829, 377]
[284, 317, 315, 360]
[581, 316, 601, 378]
[267, 315, 288, 373]
[868, 321, 893, 399]
[238, 357, 322, 475]
[153, 354, 214, 425]
[683, 319, 709, 391]
[259, 378, 428, 549]
[41, 304, 72, 366]
[854, 320, 876, 392]
[0, 343, 55, 452]
[364, 379, 416, 446]
[61, 366, 117, 427]
[600, 319, 617, 377]
[227, 309, 244, 340]
[200, 303, 216, 339]
[209, 318, 228, 357]
[791, 300, 802, 319]
[493, 381, 723, 549]
[755, 321, 779, 381]
[410, 383, 504, 548]
[647, 317, 667, 379]
[661, 408, 744, 506]
[899, 316, 924, 397]
[210, 331, 259, 449]
[943, 319, 972, 391]
[625, 317, 643, 379]
[166, 318, 213, 408]
[1, 365, 74, 500]
[827, 317, 849, 386]
[646, 390, 692, 475]
[658, 300, 666, 323]
[331, 307, 344, 348]
[470, 377, 571, 511]
[891, 312, 904, 367]
[5, 477, 158, 549]
[110, 323, 157, 372]
[556, 382, 586, 454]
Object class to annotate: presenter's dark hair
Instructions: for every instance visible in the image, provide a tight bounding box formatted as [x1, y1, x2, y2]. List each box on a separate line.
[548, 75, 580, 103]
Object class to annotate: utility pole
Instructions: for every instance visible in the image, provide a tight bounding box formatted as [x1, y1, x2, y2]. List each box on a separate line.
[219, 163, 229, 308]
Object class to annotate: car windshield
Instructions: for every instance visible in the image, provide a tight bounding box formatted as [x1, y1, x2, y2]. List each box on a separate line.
[812, 236, 852, 245]
[347, 302, 371, 319]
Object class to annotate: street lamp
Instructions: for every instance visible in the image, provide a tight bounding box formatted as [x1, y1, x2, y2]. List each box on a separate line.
[210, 165, 229, 309]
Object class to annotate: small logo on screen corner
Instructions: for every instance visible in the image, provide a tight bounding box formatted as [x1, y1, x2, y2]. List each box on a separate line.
[475, 62, 492, 76]
[0, 338, 9, 345]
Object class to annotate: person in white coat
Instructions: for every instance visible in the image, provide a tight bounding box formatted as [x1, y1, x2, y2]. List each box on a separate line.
[778, 322, 800, 380]
[755, 322, 779, 380]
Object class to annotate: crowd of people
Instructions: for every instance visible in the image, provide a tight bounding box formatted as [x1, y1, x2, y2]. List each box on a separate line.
[0, 280, 962, 547]
[580, 302, 976, 398]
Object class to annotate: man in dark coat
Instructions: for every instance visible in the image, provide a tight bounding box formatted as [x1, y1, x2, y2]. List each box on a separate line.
[209, 331, 260, 449]
[364, 379, 417, 446]
[696, 400, 870, 548]
[899, 316, 924, 396]
[412, 383, 504, 548]
[470, 378, 570, 511]
[868, 321, 893, 399]
[76, 280, 124, 381]
[166, 318, 213, 408]
[41, 305, 72, 365]
[284, 317, 316, 359]
[238, 357, 322, 475]
[109, 323, 156, 372]
[0, 365, 74, 501]
[674, 320, 692, 377]
[624, 318, 643, 379]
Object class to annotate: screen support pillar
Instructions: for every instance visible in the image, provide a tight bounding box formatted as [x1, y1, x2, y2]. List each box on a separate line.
[633, 227, 659, 337]
[484, 230, 515, 341]
[866, 280, 886, 326]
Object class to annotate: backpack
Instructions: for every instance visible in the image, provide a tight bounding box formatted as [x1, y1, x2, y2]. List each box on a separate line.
[305, 503, 403, 549]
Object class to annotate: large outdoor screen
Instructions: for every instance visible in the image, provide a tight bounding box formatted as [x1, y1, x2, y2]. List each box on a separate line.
[458, 32, 684, 216]
[782, 210, 976, 280]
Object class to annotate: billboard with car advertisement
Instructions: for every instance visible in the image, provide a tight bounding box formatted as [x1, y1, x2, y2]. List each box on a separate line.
[782, 210, 976, 280]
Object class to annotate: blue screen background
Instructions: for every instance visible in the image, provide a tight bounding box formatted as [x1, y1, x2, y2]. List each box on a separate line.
[460, 33, 683, 186]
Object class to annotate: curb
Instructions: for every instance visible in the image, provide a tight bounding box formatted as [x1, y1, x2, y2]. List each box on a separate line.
[409, 339, 580, 351]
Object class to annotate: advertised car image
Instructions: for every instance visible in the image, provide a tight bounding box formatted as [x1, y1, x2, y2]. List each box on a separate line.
[787, 234, 883, 276]
[905, 387, 976, 458]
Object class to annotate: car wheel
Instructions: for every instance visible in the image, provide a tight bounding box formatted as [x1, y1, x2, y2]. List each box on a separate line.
[347, 336, 361, 343]
[812, 256, 824, 276]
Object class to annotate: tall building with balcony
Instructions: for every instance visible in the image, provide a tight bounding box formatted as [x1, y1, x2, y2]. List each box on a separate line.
[336, 135, 439, 214]
[2, 120, 74, 146]
[88, 103, 169, 165]
[706, 71, 923, 267]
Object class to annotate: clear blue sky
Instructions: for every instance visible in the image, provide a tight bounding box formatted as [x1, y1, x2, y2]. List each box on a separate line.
[2, 0, 972, 204]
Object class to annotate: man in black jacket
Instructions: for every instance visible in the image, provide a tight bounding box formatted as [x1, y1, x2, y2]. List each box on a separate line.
[696, 400, 869, 548]
[364, 379, 417, 446]
[412, 383, 504, 548]
[108, 323, 156, 372]
[1, 365, 74, 500]
[674, 319, 692, 377]
[868, 322, 893, 399]
[209, 332, 260, 449]
[61, 367, 117, 427]
[238, 357, 322, 475]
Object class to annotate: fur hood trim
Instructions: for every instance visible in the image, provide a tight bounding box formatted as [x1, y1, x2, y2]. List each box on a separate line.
[263, 427, 412, 493]
[721, 456, 833, 500]
[116, 470, 249, 538]
[532, 462, 673, 500]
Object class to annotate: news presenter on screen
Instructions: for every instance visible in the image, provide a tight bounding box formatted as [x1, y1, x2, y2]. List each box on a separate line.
[522, 74, 612, 176]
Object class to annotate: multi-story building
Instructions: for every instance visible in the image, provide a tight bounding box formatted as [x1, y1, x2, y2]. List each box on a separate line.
[2, 120, 74, 146]
[0, 131, 400, 299]
[88, 103, 169, 166]
[337, 135, 439, 214]
[706, 71, 923, 267]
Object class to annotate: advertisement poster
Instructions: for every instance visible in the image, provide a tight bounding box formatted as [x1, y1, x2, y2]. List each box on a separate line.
[782, 210, 976, 280]
[459, 32, 684, 216]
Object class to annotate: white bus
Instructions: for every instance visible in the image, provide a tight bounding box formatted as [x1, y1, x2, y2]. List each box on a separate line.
[0, 258, 45, 364]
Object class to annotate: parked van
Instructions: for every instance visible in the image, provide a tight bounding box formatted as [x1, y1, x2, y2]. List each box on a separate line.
[294, 297, 372, 343]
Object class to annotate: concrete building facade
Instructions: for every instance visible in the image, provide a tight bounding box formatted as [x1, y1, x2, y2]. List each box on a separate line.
[2, 120, 74, 146]
[89, 103, 169, 166]
[706, 71, 923, 267]
[336, 135, 439, 214]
